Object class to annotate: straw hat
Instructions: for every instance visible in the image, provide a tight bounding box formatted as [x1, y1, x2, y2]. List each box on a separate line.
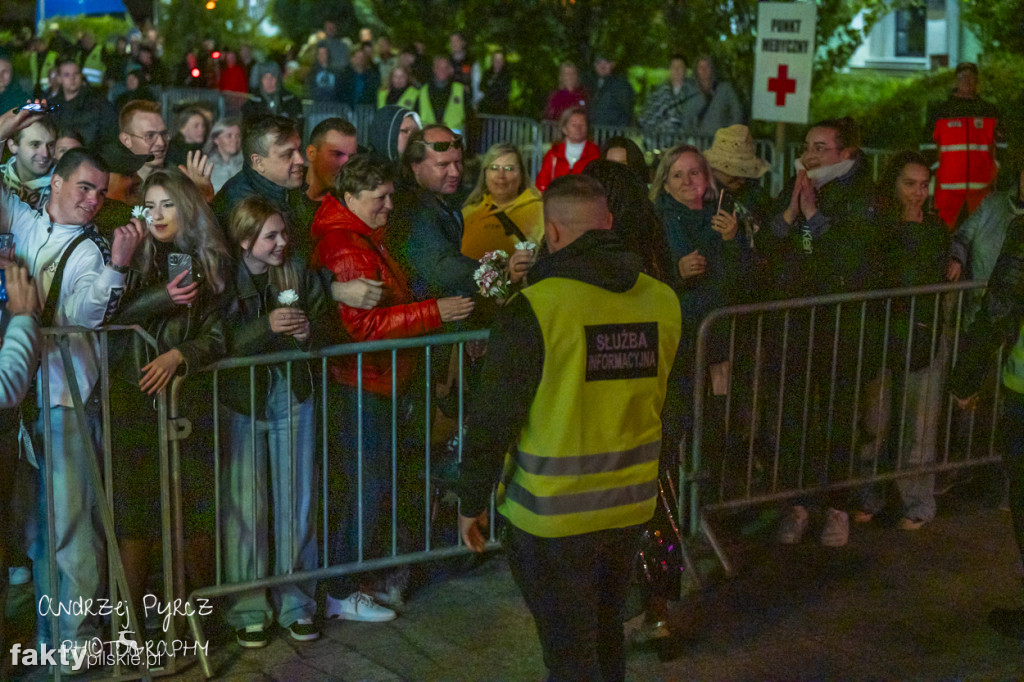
[703, 125, 770, 179]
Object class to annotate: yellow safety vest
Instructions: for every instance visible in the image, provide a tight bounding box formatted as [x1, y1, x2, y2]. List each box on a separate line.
[81, 45, 106, 85]
[377, 86, 419, 110]
[417, 82, 466, 134]
[30, 51, 58, 91]
[1004, 323, 1024, 394]
[498, 273, 682, 538]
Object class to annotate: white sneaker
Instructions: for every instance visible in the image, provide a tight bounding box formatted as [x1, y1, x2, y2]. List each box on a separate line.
[776, 505, 809, 544]
[8, 566, 31, 585]
[820, 508, 849, 547]
[325, 591, 397, 623]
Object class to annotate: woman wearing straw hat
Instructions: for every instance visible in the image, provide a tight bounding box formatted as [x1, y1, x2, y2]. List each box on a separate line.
[703, 124, 772, 252]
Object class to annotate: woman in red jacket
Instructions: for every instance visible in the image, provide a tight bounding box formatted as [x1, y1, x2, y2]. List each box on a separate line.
[311, 154, 474, 622]
[535, 106, 601, 192]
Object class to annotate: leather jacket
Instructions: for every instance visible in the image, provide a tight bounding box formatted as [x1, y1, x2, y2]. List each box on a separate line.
[108, 250, 227, 390]
[219, 255, 336, 415]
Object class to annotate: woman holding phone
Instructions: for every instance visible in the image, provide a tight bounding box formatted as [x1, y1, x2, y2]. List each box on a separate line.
[107, 168, 231, 626]
[651, 145, 752, 495]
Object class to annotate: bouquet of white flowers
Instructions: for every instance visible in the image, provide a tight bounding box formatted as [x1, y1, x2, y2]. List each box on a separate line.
[473, 250, 511, 299]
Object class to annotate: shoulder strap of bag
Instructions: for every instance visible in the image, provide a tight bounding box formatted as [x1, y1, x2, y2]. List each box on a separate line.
[493, 210, 528, 242]
[40, 232, 90, 328]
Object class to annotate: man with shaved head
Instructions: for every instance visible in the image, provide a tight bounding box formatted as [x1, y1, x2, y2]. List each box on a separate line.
[455, 175, 682, 681]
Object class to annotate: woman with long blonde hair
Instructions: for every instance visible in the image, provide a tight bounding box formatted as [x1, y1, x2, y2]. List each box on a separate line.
[107, 167, 231, 628]
[219, 195, 333, 647]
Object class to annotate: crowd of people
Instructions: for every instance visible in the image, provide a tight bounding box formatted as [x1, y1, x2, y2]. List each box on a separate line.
[1, 19, 1023, 681]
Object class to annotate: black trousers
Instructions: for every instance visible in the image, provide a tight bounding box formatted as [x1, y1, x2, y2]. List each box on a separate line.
[505, 523, 639, 682]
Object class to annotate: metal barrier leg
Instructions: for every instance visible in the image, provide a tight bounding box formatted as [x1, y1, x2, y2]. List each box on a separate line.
[56, 336, 150, 679]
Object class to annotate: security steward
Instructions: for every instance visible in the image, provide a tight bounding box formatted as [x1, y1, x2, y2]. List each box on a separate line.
[456, 174, 681, 681]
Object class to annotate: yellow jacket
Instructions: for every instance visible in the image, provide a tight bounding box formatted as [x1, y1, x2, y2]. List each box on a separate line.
[461, 189, 544, 259]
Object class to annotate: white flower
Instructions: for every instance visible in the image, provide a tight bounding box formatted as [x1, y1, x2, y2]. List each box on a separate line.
[277, 289, 299, 306]
[514, 240, 536, 252]
[131, 206, 152, 225]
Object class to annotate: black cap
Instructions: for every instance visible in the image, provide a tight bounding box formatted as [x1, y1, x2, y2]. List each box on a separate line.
[94, 140, 153, 176]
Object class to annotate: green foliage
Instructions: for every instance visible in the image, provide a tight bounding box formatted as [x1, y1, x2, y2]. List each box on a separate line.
[358, 0, 913, 118]
[269, 0, 357, 44]
[41, 14, 135, 48]
[157, 0, 280, 68]
[806, 54, 1024, 150]
[962, 0, 1024, 55]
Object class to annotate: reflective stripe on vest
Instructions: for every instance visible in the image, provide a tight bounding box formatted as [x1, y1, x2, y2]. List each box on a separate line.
[937, 143, 991, 152]
[937, 182, 992, 191]
[417, 82, 466, 134]
[497, 274, 682, 538]
[82, 46, 105, 85]
[934, 115, 997, 187]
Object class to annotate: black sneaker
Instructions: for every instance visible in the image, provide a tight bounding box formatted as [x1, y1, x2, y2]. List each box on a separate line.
[236, 624, 268, 648]
[288, 618, 320, 642]
[989, 608, 1024, 639]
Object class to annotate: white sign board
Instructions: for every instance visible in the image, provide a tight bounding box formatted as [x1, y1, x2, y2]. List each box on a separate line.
[751, 2, 817, 124]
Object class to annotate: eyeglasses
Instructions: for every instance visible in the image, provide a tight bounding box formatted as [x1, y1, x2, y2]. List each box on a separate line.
[801, 143, 840, 154]
[127, 130, 170, 146]
[415, 135, 463, 152]
[487, 164, 519, 173]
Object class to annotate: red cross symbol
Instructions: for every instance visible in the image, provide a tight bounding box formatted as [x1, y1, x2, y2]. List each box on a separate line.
[768, 64, 797, 106]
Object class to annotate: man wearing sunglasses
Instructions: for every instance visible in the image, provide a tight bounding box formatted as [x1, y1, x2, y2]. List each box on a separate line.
[389, 124, 478, 297]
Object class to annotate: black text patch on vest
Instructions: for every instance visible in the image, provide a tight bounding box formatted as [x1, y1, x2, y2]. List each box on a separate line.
[584, 322, 659, 381]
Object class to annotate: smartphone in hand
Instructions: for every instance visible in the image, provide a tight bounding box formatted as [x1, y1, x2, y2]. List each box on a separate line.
[168, 253, 193, 287]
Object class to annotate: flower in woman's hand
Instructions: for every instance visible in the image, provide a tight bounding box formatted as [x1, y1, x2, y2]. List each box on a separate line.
[131, 206, 152, 225]
[277, 289, 299, 306]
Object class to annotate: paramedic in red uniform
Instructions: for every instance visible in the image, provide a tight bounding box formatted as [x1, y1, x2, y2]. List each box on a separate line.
[926, 62, 1000, 230]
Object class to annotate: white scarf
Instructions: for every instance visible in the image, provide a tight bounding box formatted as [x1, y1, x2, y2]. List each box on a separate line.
[794, 157, 856, 190]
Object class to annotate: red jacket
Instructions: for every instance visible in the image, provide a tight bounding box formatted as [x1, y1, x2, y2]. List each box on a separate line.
[311, 194, 443, 395]
[535, 140, 600, 192]
[219, 65, 249, 94]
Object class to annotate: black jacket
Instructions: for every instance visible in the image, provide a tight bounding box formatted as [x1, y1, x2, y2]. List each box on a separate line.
[387, 184, 477, 298]
[241, 91, 303, 124]
[51, 86, 117, 146]
[212, 165, 305, 237]
[219, 256, 336, 415]
[766, 156, 882, 298]
[108, 248, 227, 389]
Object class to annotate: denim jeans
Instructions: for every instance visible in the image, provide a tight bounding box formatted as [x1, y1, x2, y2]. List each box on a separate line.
[327, 383, 412, 597]
[222, 372, 317, 629]
[30, 402, 105, 648]
[857, 335, 948, 521]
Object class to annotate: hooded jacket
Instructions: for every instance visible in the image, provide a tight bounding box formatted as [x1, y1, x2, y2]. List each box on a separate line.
[311, 194, 442, 395]
[368, 105, 420, 163]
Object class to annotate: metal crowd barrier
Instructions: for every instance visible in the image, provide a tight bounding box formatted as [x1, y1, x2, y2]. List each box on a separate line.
[167, 330, 493, 678]
[686, 281, 1002, 575]
[35, 325, 179, 681]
